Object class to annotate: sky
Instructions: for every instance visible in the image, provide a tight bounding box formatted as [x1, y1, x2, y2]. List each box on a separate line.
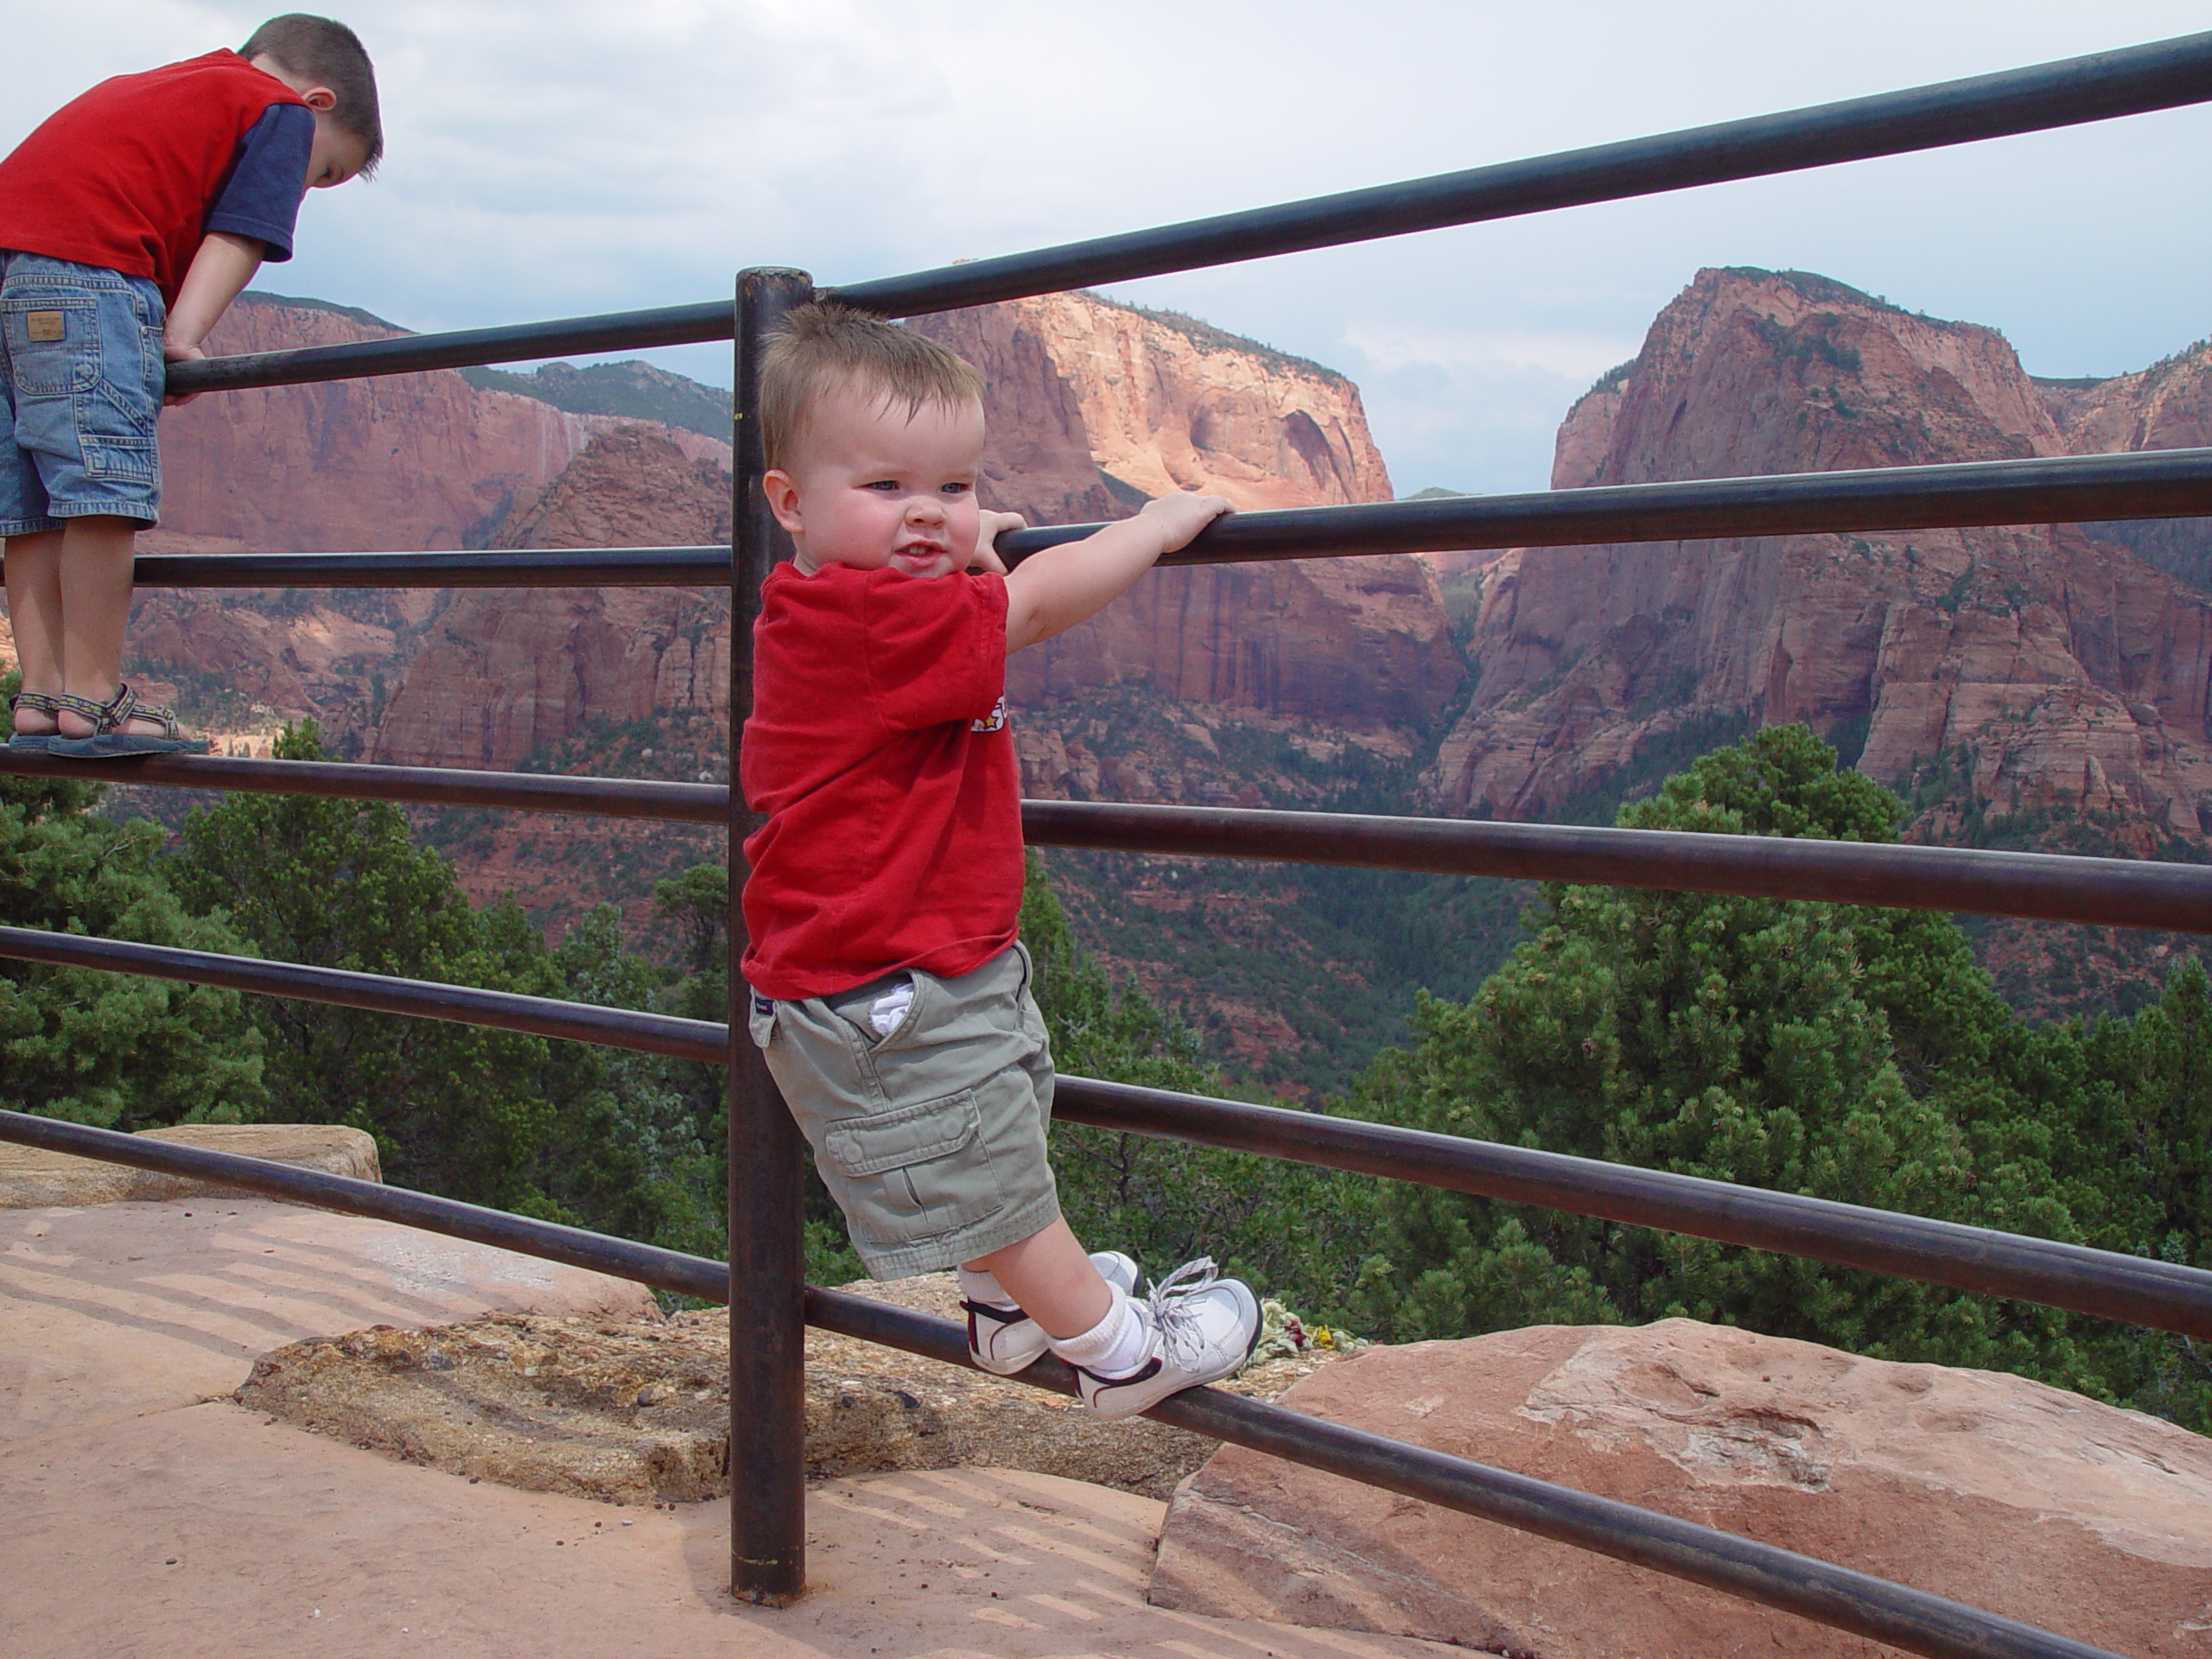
[9, 1, 2212, 497]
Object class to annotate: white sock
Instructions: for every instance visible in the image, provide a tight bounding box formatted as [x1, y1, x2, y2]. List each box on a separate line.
[1047, 1286, 1150, 1376]
[957, 1265, 1016, 1308]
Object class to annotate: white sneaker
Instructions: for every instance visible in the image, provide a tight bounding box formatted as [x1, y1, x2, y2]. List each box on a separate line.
[1074, 1257, 1261, 1421]
[964, 1250, 1140, 1376]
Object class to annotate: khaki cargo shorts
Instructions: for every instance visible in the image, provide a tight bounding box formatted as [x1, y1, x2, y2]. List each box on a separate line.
[747, 942, 1060, 1278]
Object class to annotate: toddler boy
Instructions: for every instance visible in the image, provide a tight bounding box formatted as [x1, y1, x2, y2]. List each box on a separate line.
[741, 302, 1257, 1418]
[0, 15, 380, 756]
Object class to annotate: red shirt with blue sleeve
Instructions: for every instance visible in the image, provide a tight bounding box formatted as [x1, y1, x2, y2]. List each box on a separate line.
[0, 50, 309, 306]
[741, 563, 1023, 1001]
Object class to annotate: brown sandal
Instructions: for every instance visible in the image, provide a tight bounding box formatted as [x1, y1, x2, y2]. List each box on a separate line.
[8, 690, 62, 753]
[49, 683, 212, 758]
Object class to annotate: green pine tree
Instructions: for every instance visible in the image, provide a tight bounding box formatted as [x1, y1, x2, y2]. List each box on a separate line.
[0, 672, 265, 1128]
[1344, 725, 2094, 1388]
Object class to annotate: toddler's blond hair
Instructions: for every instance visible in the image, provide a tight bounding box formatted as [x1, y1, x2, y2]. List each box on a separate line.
[762, 302, 985, 472]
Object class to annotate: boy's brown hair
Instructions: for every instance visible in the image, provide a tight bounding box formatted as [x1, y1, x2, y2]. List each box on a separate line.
[763, 302, 985, 473]
[240, 14, 383, 175]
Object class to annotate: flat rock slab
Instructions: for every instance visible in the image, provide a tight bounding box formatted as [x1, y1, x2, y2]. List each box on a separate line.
[0, 1198, 659, 1441]
[0, 1398, 1458, 1659]
[238, 1270, 1344, 1504]
[1153, 1318, 2212, 1659]
[0, 1123, 381, 1207]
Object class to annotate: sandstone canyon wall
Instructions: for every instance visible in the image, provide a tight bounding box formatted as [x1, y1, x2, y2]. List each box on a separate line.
[369, 289, 1459, 774]
[156, 291, 727, 556]
[1426, 268, 2212, 849]
[917, 293, 1459, 760]
[371, 426, 733, 771]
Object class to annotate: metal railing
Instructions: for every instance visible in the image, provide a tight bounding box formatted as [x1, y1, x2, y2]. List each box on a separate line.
[6, 29, 2212, 1659]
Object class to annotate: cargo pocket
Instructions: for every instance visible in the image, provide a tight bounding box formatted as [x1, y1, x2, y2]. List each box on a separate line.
[746, 994, 777, 1050]
[821, 1090, 1004, 1246]
[1, 298, 99, 396]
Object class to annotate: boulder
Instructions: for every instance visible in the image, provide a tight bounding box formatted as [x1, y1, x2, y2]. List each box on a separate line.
[236, 1270, 1347, 1507]
[0, 1123, 380, 1208]
[1150, 1319, 2212, 1659]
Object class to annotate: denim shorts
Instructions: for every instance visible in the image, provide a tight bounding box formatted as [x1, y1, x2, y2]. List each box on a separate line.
[748, 943, 1061, 1278]
[0, 251, 167, 536]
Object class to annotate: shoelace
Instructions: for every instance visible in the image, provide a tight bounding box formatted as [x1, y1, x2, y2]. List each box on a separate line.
[1142, 1256, 1222, 1367]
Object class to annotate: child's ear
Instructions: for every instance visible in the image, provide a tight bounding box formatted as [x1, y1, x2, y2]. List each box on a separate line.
[300, 85, 337, 111]
[762, 470, 805, 535]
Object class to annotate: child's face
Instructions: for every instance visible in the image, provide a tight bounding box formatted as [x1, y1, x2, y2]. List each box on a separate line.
[248, 52, 372, 188]
[306, 112, 372, 189]
[764, 387, 985, 580]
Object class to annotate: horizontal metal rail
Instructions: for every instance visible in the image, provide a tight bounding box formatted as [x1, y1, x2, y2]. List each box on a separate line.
[1052, 1078, 2212, 1340]
[3, 747, 2202, 931]
[166, 300, 735, 396]
[1008, 447, 2212, 564]
[1020, 800, 2212, 934]
[35, 448, 2212, 597]
[0, 1109, 2128, 1659]
[165, 32, 2212, 395]
[0, 749, 725, 823]
[130, 545, 722, 589]
[2, 920, 2204, 1337]
[0, 925, 724, 1063]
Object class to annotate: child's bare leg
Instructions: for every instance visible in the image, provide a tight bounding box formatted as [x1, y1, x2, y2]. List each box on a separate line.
[3, 528, 65, 733]
[49, 515, 162, 737]
[965, 1217, 1112, 1340]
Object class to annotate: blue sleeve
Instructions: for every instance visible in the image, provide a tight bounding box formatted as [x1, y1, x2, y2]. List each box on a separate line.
[205, 103, 314, 262]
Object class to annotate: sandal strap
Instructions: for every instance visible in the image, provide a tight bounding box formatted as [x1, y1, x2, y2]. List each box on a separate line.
[10, 690, 61, 717]
[52, 691, 112, 728]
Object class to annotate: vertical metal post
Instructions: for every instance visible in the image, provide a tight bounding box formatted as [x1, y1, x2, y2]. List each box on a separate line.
[728, 265, 814, 1605]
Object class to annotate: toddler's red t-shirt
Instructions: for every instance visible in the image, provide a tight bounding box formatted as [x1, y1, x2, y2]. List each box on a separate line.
[740, 562, 1022, 1001]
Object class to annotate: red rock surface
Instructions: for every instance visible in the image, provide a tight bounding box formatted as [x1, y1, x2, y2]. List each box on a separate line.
[154, 292, 709, 555]
[919, 292, 1392, 513]
[370, 426, 732, 771]
[917, 292, 1457, 739]
[373, 291, 1454, 776]
[1424, 268, 2212, 847]
[1152, 1319, 2212, 1659]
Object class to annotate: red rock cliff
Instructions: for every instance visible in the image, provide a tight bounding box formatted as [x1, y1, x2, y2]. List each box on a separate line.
[154, 293, 716, 555]
[372, 292, 1459, 772]
[370, 426, 732, 769]
[918, 293, 1458, 745]
[1425, 268, 2212, 846]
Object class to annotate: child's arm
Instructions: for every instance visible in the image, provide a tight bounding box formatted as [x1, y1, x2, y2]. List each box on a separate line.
[1004, 493, 1230, 653]
[162, 232, 267, 404]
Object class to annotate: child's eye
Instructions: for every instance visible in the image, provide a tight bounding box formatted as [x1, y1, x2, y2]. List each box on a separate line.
[941, 481, 972, 496]
[865, 480, 900, 492]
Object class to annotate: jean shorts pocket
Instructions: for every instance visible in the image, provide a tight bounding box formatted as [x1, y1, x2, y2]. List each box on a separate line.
[2, 298, 100, 396]
[79, 427, 158, 482]
[823, 1090, 1004, 1243]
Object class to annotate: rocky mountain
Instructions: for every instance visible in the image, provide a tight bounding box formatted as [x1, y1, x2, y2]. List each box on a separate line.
[1427, 268, 2212, 858]
[369, 289, 1457, 775]
[370, 425, 733, 772]
[154, 291, 727, 556]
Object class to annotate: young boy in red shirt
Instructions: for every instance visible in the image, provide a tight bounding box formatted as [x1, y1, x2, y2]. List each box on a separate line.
[0, 16, 380, 756]
[742, 303, 1260, 1418]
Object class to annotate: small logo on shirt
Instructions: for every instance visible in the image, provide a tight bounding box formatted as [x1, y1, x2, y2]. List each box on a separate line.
[971, 696, 1007, 734]
[25, 312, 65, 343]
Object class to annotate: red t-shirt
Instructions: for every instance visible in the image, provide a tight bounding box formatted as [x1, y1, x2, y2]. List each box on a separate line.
[741, 563, 1023, 1001]
[0, 51, 307, 307]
